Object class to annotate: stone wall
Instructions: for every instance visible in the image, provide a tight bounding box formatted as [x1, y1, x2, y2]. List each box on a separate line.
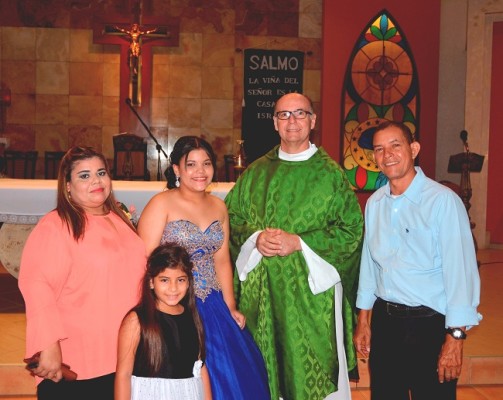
[0, 0, 322, 180]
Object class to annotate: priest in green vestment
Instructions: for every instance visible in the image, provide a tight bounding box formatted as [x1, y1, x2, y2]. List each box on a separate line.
[225, 93, 364, 400]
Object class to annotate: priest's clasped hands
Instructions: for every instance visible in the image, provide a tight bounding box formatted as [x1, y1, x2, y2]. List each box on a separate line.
[256, 227, 301, 257]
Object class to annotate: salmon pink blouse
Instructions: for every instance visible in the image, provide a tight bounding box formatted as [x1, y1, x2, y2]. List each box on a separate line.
[19, 211, 146, 380]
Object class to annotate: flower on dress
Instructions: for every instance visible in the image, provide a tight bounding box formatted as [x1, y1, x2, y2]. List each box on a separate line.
[117, 202, 138, 227]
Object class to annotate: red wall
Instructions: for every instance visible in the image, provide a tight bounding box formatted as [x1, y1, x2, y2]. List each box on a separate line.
[321, 1, 441, 207]
[487, 22, 503, 244]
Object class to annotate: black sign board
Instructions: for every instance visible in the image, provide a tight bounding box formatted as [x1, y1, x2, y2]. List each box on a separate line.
[242, 49, 304, 163]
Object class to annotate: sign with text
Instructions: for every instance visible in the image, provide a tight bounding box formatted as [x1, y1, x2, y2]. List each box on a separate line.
[242, 49, 304, 163]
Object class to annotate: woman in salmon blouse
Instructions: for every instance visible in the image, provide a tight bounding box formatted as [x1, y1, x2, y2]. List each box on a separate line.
[18, 146, 146, 400]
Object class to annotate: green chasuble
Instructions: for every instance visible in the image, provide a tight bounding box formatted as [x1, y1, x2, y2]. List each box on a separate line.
[225, 146, 363, 400]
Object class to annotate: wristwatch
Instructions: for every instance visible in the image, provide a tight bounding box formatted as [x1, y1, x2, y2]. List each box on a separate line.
[446, 327, 467, 340]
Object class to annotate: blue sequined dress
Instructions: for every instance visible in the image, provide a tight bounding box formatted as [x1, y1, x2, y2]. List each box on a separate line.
[161, 220, 270, 400]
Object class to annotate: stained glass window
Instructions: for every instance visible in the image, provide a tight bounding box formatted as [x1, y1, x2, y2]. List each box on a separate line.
[341, 10, 419, 190]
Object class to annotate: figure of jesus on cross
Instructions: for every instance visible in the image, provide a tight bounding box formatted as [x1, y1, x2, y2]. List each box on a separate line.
[114, 23, 157, 76]
[93, 0, 179, 130]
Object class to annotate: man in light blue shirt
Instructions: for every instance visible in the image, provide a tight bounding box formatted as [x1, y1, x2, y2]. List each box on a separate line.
[354, 121, 481, 400]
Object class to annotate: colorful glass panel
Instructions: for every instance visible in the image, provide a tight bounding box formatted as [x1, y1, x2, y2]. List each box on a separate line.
[341, 11, 419, 190]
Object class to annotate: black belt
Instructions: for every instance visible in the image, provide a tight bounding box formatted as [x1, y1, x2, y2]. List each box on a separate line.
[376, 298, 439, 318]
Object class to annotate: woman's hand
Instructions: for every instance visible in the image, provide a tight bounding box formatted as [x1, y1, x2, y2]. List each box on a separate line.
[230, 308, 246, 330]
[32, 341, 63, 382]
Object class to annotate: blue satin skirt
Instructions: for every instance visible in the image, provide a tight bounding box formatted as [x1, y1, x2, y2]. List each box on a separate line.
[196, 290, 270, 400]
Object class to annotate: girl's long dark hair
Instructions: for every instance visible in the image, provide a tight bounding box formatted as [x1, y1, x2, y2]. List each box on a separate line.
[134, 243, 205, 375]
[56, 146, 135, 241]
[165, 136, 216, 189]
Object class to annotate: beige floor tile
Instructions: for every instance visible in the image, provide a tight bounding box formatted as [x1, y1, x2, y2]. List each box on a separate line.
[465, 261, 503, 358]
[458, 385, 493, 400]
[470, 357, 503, 385]
[0, 333, 24, 355]
[351, 388, 371, 399]
[0, 365, 36, 396]
[0, 397, 35, 400]
[472, 384, 503, 398]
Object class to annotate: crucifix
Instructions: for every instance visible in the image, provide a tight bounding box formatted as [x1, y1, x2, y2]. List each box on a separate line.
[93, 0, 179, 132]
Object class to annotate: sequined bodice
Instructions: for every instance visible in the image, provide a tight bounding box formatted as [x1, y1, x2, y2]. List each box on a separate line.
[161, 220, 223, 301]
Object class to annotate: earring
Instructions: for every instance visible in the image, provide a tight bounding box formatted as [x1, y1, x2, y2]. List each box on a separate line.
[67, 191, 71, 199]
[175, 176, 180, 188]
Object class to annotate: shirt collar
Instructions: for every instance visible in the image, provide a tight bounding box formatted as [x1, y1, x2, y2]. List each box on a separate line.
[376, 167, 425, 204]
[278, 142, 318, 161]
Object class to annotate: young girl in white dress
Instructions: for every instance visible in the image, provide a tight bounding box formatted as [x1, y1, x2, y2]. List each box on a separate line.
[115, 243, 212, 400]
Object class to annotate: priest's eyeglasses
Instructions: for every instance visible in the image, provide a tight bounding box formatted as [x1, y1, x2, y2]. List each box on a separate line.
[275, 109, 313, 120]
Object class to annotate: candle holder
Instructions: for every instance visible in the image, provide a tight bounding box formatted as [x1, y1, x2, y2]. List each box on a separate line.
[447, 131, 484, 226]
[233, 140, 247, 179]
[447, 130, 484, 266]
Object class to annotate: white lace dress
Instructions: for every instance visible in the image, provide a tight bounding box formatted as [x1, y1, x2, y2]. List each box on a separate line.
[131, 360, 204, 400]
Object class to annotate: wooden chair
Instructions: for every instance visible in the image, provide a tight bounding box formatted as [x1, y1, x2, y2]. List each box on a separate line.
[112, 133, 150, 180]
[0, 143, 6, 178]
[224, 154, 235, 182]
[4, 151, 38, 178]
[44, 151, 66, 179]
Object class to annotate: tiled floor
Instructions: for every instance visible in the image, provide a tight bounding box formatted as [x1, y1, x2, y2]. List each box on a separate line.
[351, 385, 503, 399]
[0, 248, 502, 399]
[1, 384, 502, 399]
[464, 248, 503, 358]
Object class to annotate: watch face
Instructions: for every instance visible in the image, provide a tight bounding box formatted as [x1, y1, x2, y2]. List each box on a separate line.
[448, 328, 466, 339]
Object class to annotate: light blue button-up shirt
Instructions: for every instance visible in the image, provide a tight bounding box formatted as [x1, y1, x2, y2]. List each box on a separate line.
[356, 167, 481, 328]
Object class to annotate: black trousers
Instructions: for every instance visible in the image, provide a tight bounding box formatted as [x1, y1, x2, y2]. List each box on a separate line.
[369, 299, 457, 400]
[37, 373, 114, 400]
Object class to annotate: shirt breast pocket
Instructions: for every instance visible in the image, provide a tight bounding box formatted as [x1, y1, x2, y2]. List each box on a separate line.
[398, 227, 435, 269]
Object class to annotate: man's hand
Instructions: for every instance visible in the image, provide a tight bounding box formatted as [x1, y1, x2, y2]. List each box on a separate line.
[256, 228, 301, 257]
[353, 309, 372, 358]
[256, 228, 282, 257]
[275, 230, 301, 256]
[437, 334, 464, 383]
